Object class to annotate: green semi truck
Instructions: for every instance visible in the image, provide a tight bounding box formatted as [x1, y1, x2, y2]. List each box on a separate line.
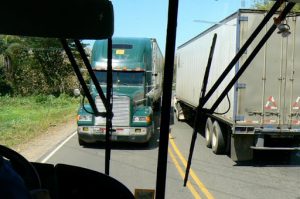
[77, 37, 164, 145]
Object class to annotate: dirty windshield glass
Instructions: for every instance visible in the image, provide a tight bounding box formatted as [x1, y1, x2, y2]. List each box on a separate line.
[2, 1, 300, 199]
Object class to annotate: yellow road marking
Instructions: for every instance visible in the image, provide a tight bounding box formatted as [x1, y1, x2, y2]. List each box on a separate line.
[169, 135, 215, 199]
[168, 147, 202, 199]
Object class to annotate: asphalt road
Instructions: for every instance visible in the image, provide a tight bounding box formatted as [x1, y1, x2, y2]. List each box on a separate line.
[41, 112, 300, 199]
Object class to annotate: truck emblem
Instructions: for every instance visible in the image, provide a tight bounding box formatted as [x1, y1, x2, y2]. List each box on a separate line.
[264, 96, 277, 110]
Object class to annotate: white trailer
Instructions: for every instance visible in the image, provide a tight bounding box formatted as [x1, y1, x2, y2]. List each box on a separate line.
[174, 9, 300, 161]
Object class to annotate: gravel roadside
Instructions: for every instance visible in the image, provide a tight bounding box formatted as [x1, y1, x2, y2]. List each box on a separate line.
[13, 119, 77, 162]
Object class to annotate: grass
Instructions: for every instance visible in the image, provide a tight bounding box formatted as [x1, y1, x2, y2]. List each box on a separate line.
[0, 95, 79, 147]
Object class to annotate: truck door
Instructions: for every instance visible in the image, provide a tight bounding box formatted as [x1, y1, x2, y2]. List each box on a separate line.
[261, 15, 300, 127]
[285, 16, 300, 127]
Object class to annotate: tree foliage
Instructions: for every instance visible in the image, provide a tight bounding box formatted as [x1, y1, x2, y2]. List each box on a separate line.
[252, 0, 300, 11]
[29, 38, 74, 96]
[0, 36, 87, 96]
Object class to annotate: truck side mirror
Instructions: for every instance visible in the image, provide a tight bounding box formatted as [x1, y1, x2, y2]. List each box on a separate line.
[73, 88, 81, 97]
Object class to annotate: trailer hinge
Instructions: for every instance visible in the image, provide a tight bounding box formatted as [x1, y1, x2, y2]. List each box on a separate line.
[236, 83, 246, 89]
[239, 16, 248, 22]
[235, 115, 245, 121]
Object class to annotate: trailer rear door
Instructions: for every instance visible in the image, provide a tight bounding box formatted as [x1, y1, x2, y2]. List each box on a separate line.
[237, 12, 300, 128]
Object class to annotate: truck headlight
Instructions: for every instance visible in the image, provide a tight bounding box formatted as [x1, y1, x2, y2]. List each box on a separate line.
[133, 116, 151, 123]
[77, 114, 93, 122]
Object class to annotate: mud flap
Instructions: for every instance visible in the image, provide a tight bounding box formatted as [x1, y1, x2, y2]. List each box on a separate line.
[231, 134, 254, 161]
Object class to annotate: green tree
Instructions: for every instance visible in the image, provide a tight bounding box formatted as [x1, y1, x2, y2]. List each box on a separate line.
[0, 36, 85, 96]
[252, 0, 300, 11]
[0, 36, 29, 95]
[28, 38, 69, 95]
[0, 66, 12, 95]
[28, 38, 86, 96]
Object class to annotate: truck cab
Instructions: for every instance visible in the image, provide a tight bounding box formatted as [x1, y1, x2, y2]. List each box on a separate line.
[77, 37, 164, 145]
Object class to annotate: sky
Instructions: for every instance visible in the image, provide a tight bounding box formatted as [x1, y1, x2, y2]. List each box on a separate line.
[84, 0, 253, 53]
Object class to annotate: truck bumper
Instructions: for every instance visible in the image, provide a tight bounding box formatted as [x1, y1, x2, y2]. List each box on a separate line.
[231, 126, 300, 161]
[77, 126, 154, 144]
[252, 130, 300, 150]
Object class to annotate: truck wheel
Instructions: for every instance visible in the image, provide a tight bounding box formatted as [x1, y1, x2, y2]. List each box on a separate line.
[205, 118, 213, 148]
[212, 121, 225, 154]
[153, 97, 161, 111]
[78, 137, 87, 146]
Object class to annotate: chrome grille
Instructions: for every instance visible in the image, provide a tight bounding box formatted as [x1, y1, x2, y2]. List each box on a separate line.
[95, 96, 130, 126]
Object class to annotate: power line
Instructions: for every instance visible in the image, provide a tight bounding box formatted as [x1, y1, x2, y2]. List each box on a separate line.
[193, 19, 236, 26]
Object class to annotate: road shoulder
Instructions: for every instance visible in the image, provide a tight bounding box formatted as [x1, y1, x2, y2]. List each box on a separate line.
[13, 119, 76, 162]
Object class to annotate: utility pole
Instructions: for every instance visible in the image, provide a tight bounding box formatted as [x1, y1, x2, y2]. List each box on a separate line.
[241, 0, 246, 8]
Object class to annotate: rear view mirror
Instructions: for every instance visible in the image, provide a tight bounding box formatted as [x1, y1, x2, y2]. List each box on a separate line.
[0, 0, 114, 39]
[73, 89, 81, 97]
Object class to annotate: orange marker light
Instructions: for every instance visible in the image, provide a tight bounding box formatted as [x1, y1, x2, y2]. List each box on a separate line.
[146, 116, 151, 123]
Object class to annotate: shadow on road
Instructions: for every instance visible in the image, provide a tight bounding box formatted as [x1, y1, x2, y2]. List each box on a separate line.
[235, 150, 300, 167]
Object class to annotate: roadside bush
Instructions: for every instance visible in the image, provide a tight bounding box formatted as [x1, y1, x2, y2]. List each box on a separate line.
[0, 66, 12, 96]
[0, 95, 78, 147]
[0, 36, 83, 97]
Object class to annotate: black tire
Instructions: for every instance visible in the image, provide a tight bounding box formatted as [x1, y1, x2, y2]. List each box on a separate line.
[78, 137, 87, 146]
[205, 118, 213, 148]
[212, 120, 225, 154]
[139, 140, 150, 148]
[153, 97, 161, 111]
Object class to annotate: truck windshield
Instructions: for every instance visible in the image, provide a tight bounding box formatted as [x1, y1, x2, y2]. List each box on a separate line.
[94, 71, 144, 86]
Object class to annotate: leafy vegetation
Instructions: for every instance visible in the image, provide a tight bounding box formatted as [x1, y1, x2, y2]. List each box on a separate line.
[0, 36, 86, 96]
[0, 36, 89, 147]
[0, 95, 79, 147]
[252, 0, 300, 11]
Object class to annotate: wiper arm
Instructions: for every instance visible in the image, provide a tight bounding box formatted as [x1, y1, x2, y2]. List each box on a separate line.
[74, 40, 108, 112]
[61, 38, 114, 176]
[61, 39, 105, 117]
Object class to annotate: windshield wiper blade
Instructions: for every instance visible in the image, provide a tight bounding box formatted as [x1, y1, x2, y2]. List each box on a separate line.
[74, 40, 108, 112]
[61, 39, 105, 117]
[61, 38, 114, 176]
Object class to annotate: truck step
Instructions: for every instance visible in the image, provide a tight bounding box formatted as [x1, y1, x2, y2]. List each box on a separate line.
[251, 146, 300, 151]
